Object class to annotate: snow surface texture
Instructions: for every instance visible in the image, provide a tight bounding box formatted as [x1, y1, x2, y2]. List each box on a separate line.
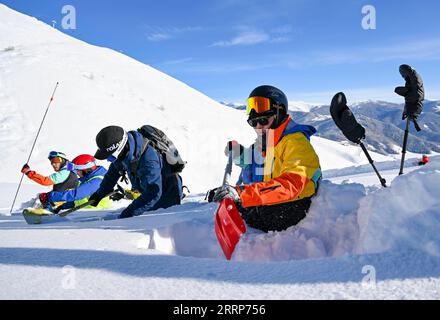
[1, 159, 440, 299]
[1, 4, 439, 299]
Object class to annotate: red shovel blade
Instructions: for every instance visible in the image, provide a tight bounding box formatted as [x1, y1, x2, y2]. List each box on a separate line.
[215, 198, 247, 260]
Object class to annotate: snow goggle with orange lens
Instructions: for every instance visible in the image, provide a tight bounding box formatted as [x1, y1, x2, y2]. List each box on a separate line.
[50, 157, 63, 164]
[247, 97, 273, 115]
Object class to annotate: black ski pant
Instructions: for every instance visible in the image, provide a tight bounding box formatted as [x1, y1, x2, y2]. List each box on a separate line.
[240, 197, 312, 233]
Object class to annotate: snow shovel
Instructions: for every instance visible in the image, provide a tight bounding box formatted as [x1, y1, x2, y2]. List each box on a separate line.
[22, 191, 118, 224]
[214, 151, 247, 260]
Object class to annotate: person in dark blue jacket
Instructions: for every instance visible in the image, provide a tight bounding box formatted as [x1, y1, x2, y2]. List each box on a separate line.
[39, 154, 112, 212]
[88, 125, 183, 219]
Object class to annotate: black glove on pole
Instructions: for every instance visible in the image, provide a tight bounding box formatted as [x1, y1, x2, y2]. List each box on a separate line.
[395, 64, 425, 175]
[330, 92, 387, 187]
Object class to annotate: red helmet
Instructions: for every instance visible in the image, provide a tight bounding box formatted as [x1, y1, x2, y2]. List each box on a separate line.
[72, 154, 97, 171]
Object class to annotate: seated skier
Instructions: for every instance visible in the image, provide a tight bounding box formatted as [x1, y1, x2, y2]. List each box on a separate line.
[21, 151, 79, 207]
[21, 151, 78, 191]
[38, 154, 112, 213]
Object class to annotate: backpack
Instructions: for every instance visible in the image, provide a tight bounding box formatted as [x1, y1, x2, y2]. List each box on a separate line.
[132, 125, 186, 175]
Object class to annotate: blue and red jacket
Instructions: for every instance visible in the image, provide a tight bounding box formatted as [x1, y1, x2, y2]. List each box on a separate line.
[49, 166, 108, 204]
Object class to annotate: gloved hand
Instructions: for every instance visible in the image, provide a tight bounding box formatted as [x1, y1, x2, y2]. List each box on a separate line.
[38, 192, 50, 208]
[206, 187, 221, 203]
[52, 206, 63, 214]
[109, 192, 125, 202]
[52, 202, 74, 214]
[394, 64, 424, 120]
[125, 189, 141, 200]
[88, 192, 104, 207]
[21, 164, 31, 175]
[224, 140, 244, 158]
[212, 185, 241, 204]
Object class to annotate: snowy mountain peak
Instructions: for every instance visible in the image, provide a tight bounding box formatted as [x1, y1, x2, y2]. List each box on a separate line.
[350, 100, 401, 109]
[0, 4, 253, 190]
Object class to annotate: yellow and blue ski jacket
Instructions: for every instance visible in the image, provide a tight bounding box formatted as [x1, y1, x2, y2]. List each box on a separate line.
[236, 116, 321, 208]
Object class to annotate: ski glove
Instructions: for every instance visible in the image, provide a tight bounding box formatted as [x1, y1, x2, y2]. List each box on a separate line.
[394, 64, 424, 121]
[224, 140, 244, 159]
[206, 187, 220, 203]
[88, 192, 104, 207]
[212, 185, 241, 204]
[21, 164, 31, 175]
[330, 92, 366, 144]
[52, 206, 63, 214]
[109, 192, 125, 202]
[124, 189, 141, 200]
[38, 192, 50, 208]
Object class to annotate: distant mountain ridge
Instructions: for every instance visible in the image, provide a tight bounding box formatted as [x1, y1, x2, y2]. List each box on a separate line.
[292, 100, 440, 155]
[222, 99, 440, 155]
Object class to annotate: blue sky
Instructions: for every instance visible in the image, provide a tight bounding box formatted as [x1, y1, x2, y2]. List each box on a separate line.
[2, 0, 440, 104]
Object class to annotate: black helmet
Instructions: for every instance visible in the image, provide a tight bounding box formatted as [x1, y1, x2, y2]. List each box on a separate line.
[248, 85, 288, 128]
[94, 126, 128, 160]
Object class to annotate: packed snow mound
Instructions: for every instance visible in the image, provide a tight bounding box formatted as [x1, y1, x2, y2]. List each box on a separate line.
[233, 180, 365, 261]
[149, 159, 440, 262]
[1, 160, 439, 299]
[148, 181, 366, 261]
[357, 157, 440, 256]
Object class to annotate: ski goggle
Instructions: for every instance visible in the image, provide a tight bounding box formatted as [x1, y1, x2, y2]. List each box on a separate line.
[66, 161, 97, 171]
[50, 157, 64, 164]
[247, 97, 272, 115]
[247, 116, 272, 127]
[48, 151, 67, 160]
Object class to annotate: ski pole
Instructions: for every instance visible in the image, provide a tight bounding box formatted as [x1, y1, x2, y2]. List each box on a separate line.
[360, 142, 387, 187]
[58, 191, 118, 217]
[399, 118, 410, 176]
[222, 148, 234, 186]
[9, 82, 60, 215]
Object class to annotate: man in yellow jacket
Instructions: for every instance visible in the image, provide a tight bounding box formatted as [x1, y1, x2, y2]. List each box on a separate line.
[212, 85, 322, 232]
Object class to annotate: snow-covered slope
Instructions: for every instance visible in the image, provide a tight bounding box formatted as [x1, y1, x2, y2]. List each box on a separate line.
[1, 158, 439, 299]
[0, 4, 253, 192]
[0, 3, 392, 195]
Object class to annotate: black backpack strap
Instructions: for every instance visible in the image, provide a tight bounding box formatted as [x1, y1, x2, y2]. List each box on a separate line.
[130, 137, 150, 177]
